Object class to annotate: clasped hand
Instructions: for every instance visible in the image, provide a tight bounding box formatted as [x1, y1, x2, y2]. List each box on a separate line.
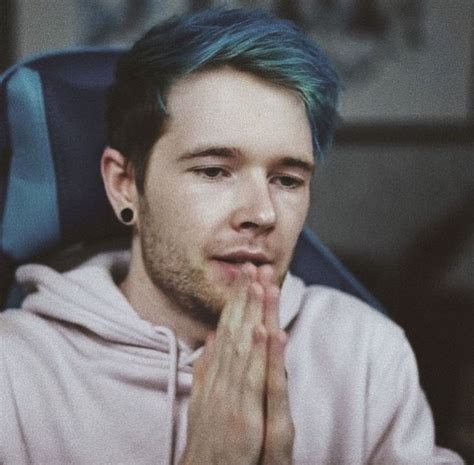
[181, 264, 294, 465]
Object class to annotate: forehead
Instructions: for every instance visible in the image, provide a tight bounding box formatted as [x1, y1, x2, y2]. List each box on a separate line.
[156, 66, 313, 164]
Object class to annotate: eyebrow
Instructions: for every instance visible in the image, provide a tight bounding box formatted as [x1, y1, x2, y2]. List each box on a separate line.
[177, 145, 314, 174]
[177, 146, 241, 162]
[278, 156, 315, 175]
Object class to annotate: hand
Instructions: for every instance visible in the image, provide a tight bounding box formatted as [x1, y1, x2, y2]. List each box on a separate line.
[181, 264, 268, 465]
[258, 267, 294, 465]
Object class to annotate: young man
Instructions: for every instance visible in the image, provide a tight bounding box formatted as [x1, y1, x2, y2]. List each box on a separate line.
[0, 8, 463, 465]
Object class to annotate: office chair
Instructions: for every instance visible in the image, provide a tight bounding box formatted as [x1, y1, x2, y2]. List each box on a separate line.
[0, 48, 385, 314]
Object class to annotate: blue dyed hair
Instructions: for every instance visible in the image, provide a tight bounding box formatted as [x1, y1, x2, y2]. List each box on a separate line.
[107, 8, 340, 192]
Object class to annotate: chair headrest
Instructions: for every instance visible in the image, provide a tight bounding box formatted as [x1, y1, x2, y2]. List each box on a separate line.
[0, 48, 128, 265]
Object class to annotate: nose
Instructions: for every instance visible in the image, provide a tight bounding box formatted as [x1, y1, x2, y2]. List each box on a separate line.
[230, 174, 277, 234]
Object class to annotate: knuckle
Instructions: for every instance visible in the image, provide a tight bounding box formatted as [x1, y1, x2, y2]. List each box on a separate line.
[245, 364, 265, 392]
[271, 415, 295, 445]
[268, 377, 286, 397]
[252, 325, 268, 344]
[229, 408, 262, 443]
[204, 379, 230, 410]
[244, 410, 261, 433]
[231, 343, 246, 359]
[212, 380, 228, 402]
[219, 325, 235, 342]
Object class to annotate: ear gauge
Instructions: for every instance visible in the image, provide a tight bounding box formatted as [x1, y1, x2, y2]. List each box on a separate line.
[120, 207, 134, 225]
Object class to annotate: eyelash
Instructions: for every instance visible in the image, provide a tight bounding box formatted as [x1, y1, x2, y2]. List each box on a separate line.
[193, 167, 229, 179]
[275, 176, 305, 189]
[192, 167, 305, 189]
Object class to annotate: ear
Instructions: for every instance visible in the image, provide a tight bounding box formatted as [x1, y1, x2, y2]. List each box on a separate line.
[101, 147, 138, 223]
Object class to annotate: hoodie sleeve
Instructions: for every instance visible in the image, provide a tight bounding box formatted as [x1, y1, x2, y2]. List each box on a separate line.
[365, 329, 464, 464]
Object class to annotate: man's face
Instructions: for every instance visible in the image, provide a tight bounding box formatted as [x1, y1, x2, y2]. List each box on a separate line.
[136, 66, 313, 326]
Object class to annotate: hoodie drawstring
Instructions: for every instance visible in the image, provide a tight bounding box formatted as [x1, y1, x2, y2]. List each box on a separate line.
[156, 326, 179, 465]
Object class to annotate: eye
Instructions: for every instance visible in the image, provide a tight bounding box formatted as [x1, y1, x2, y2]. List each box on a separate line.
[193, 167, 228, 179]
[273, 175, 305, 189]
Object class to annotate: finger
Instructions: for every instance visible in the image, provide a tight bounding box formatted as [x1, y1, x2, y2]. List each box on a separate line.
[213, 276, 264, 384]
[203, 331, 216, 365]
[266, 331, 290, 422]
[266, 331, 288, 398]
[218, 263, 256, 334]
[192, 354, 205, 385]
[264, 331, 294, 460]
[257, 264, 275, 287]
[193, 331, 216, 386]
[240, 281, 265, 341]
[264, 284, 281, 333]
[241, 323, 268, 401]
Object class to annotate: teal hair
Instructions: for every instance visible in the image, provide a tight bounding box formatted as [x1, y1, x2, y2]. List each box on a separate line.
[107, 8, 340, 192]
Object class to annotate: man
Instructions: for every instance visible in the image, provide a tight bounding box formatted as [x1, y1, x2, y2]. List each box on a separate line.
[0, 8, 463, 465]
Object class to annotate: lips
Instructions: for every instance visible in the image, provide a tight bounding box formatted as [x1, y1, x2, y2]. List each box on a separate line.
[213, 250, 273, 267]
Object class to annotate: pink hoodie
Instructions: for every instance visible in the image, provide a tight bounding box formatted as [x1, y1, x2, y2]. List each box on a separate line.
[0, 251, 463, 464]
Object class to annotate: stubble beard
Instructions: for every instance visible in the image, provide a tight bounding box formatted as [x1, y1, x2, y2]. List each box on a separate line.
[139, 200, 225, 329]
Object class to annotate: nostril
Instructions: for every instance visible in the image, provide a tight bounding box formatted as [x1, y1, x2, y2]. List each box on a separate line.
[241, 221, 259, 229]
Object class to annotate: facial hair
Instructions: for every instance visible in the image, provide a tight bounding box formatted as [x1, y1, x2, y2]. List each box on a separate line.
[139, 197, 225, 328]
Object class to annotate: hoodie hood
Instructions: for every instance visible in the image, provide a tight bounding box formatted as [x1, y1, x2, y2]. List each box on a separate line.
[16, 249, 304, 352]
[14, 250, 305, 465]
[18, 251, 193, 356]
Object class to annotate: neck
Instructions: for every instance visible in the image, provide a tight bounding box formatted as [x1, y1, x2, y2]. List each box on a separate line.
[120, 237, 210, 350]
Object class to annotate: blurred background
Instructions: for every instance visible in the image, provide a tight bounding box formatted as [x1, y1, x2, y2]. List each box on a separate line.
[1, 0, 473, 461]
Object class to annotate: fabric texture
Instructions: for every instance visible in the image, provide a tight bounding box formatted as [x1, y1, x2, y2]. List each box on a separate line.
[0, 251, 463, 464]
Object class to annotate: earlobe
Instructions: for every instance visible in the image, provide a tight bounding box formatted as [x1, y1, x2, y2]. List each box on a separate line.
[101, 147, 137, 223]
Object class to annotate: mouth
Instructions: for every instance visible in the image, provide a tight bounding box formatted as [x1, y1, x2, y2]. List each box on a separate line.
[213, 251, 272, 268]
[211, 251, 273, 278]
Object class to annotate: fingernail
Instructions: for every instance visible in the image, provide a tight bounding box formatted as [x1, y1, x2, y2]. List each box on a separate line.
[259, 264, 273, 283]
[251, 282, 264, 297]
[278, 330, 288, 346]
[243, 263, 258, 280]
[252, 325, 268, 344]
[268, 284, 280, 299]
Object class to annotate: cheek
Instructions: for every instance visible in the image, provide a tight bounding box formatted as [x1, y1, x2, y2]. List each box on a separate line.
[181, 186, 234, 224]
[155, 189, 230, 240]
[278, 191, 309, 231]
